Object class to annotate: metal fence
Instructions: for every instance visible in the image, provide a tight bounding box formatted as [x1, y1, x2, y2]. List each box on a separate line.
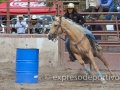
[0, 0, 63, 34]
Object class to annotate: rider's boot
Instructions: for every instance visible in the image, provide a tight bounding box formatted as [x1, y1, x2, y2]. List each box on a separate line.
[95, 42, 102, 50]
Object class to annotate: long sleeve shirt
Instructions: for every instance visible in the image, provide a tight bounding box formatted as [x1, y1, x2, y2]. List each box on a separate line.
[98, 0, 114, 7]
[63, 12, 86, 26]
[15, 20, 27, 34]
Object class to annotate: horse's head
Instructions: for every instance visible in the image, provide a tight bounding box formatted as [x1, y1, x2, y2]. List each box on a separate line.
[48, 16, 63, 41]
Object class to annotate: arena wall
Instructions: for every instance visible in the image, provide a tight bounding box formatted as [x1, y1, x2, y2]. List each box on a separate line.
[0, 38, 58, 67]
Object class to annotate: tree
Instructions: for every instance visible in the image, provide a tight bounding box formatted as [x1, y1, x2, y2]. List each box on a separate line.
[0, 0, 6, 4]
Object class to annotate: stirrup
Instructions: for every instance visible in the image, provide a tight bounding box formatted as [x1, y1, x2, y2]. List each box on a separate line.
[95, 43, 102, 50]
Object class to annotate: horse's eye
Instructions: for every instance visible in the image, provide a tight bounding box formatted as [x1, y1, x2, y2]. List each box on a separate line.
[54, 25, 58, 27]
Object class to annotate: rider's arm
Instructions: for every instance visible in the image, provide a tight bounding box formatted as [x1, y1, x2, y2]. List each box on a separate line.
[78, 13, 86, 25]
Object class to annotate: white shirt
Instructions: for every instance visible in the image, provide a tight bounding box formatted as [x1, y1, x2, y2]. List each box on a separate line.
[86, 0, 98, 9]
[15, 20, 27, 34]
[0, 24, 5, 33]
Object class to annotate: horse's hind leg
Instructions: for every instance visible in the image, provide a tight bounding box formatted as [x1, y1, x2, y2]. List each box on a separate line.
[74, 54, 92, 76]
[96, 50, 114, 76]
[87, 51, 106, 84]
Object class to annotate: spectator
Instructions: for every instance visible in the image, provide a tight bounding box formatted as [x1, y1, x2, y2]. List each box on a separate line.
[83, 0, 100, 20]
[15, 15, 27, 34]
[11, 19, 17, 34]
[26, 15, 43, 34]
[82, 0, 100, 31]
[98, 0, 114, 12]
[11, 28, 17, 34]
[2, 15, 7, 25]
[0, 15, 2, 24]
[0, 24, 5, 33]
[0, 24, 2, 33]
[106, 0, 120, 31]
[93, 0, 113, 20]
[106, 0, 120, 20]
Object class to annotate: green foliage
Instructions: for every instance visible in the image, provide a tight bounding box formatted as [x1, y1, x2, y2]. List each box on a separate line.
[0, 0, 6, 3]
[45, 2, 54, 7]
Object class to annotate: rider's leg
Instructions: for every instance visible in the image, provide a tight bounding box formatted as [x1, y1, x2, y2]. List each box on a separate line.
[85, 29, 102, 49]
[85, 29, 97, 43]
[65, 37, 76, 61]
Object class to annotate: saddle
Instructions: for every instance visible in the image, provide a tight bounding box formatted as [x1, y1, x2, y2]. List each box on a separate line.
[69, 34, 98, 62]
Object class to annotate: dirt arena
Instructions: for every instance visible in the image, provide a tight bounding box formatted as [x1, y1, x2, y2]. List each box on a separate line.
[0, 61, 120, 90]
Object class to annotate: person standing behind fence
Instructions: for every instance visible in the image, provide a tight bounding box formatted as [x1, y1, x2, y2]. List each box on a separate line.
[106, 0, 120, 20]
[0, 15, 2, 24]
[106, 0, 120, 31]
[98, 0, 113, 12]
[15, 15, 27, 34]
[83, 0, 100, 20]
[26, 15, 43, 34]
[93, 0, 113, 21]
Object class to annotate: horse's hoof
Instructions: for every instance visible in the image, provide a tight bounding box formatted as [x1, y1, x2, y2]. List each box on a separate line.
[110, 73, 115, 76]
[88, 72, 93, 76]
[101, 77, 107, 84]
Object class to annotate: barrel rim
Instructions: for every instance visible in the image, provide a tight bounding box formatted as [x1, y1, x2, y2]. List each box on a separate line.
[16, 48, 39, 50]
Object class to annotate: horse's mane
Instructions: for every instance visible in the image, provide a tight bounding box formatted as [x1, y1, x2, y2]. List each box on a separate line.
[62, 17, 87, 34]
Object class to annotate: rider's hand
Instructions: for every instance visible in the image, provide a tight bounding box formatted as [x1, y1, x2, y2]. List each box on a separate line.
[95, 4, 100, 9]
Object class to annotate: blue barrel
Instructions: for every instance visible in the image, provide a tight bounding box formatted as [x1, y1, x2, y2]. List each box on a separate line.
[16, 48, 39, 84]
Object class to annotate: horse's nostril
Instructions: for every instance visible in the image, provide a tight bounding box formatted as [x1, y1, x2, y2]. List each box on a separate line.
[48, 34, 52, 40]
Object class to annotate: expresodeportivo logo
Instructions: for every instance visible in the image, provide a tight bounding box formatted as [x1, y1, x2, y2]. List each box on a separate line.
[45, 74, 120, 82]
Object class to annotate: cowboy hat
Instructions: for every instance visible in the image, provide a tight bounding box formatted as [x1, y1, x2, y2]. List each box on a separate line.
[67, 3, 75, 8]
[17, 15, 23, 18]
[31, 15, 38, 19]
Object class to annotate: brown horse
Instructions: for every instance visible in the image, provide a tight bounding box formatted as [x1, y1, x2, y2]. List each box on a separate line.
[48, 16, 114, 84]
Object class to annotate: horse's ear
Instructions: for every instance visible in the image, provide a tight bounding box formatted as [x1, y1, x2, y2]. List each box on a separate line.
[55, 15, 58, 20]
[59, 15, 62, 20]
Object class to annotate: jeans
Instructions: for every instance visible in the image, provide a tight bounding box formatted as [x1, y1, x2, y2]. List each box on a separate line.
[84, 28, 97, 43]
[65, 29, 97, 56]
[65, 37, 73, 57]
[106, 7, 120, 20]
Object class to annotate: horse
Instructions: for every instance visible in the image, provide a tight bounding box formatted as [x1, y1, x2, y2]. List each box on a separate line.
[48, 16, 114, 84]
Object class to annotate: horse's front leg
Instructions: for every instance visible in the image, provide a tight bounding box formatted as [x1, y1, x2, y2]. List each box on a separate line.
[74, 53, 92, 76]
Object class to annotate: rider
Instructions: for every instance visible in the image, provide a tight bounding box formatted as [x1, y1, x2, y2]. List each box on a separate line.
[63, 3, 102, 62]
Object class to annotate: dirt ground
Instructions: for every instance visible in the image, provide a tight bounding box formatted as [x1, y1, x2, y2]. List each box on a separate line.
[0, 61, 120, 90]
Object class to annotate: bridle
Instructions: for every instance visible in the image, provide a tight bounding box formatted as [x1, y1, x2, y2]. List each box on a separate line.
[50, 17, 87, 56]
[51, 19, 62, 38]
[51, 18, 68, 41]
